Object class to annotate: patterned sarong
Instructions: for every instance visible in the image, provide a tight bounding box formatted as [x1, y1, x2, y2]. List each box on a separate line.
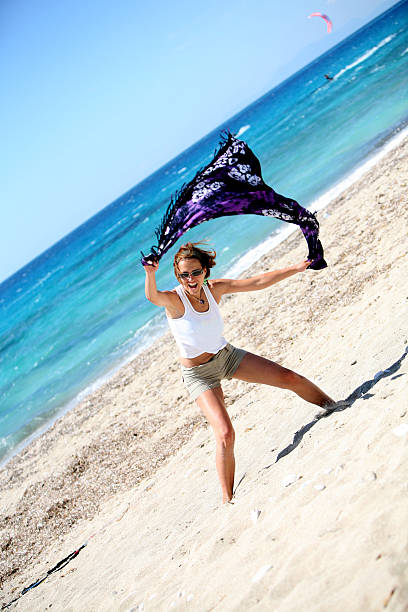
[141, 133, 327, 270]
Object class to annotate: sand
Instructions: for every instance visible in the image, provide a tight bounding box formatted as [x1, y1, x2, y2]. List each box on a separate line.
[1, 137, 407, 611]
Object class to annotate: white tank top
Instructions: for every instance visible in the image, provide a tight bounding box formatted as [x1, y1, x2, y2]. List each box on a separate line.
[166, 284, 227, 358]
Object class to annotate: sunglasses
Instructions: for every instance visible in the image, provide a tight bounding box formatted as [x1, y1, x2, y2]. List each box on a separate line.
[179, 268, 204, 280]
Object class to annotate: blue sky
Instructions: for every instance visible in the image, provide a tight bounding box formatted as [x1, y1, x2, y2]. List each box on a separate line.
[0, 0, 397, 283]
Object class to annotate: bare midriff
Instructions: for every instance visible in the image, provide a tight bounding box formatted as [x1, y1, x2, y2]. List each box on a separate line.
[179, 351, 216, 368]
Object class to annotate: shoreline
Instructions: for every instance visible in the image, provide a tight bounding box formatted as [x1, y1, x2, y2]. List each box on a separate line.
[2, 122, 408, 470]
[1, 135, 407, 609]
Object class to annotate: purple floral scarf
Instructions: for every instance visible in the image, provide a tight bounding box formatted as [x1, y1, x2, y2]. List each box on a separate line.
[141, 133, 327, 270]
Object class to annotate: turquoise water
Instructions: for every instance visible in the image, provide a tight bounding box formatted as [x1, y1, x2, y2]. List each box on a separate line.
[1, 0, 407, 464]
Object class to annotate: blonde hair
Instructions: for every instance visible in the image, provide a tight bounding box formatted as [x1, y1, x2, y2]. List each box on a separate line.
[173, 242, 216, 279]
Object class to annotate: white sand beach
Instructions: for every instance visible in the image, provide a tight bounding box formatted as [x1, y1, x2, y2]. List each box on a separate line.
[1, 137, 407, 611]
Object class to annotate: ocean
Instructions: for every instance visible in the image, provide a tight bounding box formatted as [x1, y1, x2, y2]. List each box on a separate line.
[1, 0, 407, 465]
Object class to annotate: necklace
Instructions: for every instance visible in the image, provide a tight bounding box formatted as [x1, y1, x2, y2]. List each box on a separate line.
[184, 288, 205, 305]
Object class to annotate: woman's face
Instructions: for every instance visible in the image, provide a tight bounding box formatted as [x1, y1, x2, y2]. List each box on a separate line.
[177, 257, 206, 295]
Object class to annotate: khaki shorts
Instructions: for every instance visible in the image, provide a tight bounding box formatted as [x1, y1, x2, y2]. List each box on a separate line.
[181, 343, 247, 401]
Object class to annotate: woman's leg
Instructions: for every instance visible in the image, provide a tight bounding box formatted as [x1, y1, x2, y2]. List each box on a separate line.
[195, 386, 236, 503]
[233, 352, 334, 407]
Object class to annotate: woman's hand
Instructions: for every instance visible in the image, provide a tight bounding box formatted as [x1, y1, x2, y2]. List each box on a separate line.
[143, 259, 159, 274]
[294, 259, 312, 273]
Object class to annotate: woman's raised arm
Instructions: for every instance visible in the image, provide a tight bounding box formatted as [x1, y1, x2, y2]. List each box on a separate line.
[212, 260, 311, 297]
[144, 261, 177, 308]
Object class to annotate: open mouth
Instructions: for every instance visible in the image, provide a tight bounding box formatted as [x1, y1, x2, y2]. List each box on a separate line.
[187, 282, 198, 290]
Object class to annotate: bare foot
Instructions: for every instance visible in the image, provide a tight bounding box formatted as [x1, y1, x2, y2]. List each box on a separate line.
[315, 400, 350, 419]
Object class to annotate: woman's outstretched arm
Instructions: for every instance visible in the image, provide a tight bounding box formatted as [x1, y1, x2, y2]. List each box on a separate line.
[144, 261, 178, 309]
[211, 260, 311, 297]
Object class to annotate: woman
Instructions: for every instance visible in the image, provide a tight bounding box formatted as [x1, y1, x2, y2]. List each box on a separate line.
[144, 242, 335, 504]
